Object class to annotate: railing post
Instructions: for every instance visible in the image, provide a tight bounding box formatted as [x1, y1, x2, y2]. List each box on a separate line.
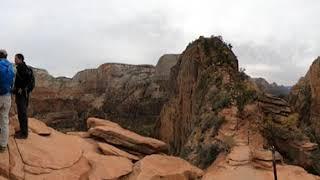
[271, 146, 278, 180]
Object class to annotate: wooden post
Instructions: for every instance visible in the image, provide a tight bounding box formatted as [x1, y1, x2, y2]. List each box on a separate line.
[247, 129, 250, 145]
[272, 146, 278, 180]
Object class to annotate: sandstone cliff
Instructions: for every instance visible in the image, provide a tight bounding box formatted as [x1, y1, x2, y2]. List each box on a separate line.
[28, 55, 178, 136]
[155, 36, 259, 168]
[153, 36, 320, 176]
[289, 57, 320, 174]
[289, 57, 320, 136]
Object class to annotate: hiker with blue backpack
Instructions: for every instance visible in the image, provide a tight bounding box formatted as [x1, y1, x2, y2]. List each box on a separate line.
[0, 49, 15, 152]
[12, 53, 35, 139]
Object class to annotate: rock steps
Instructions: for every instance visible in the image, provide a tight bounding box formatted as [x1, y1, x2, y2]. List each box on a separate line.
[204, 112, 320, 180]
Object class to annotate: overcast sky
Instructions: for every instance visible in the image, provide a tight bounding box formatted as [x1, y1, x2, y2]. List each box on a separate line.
[1, 0, 319, 85]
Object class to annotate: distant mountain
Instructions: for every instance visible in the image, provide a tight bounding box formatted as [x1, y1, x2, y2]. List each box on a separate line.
[251, 77, 291, 97]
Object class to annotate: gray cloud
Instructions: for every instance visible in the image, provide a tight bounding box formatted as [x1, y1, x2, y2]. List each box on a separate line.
[0, 0, 319, 85]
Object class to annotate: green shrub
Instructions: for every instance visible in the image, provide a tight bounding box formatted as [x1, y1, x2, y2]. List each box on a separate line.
[180, 146, 193, 159]
[200, 113, 226, 134]
[262, 115, 304, 142]
[279, 113, 299, 127]
[309, 150, 320, 175]
[210, 91, 232, 111]
[235, 89, 256, 113]
[197, 143, 223, 168]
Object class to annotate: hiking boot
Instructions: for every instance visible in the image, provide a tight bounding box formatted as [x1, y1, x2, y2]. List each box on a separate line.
[15, 132, 28, 139]
[0, 146, 6, 153]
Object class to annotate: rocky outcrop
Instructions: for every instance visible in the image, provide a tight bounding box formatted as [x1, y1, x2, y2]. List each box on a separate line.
[197, 98, 320, 180]
[97, 142, 140, 161]
[28, 54, 179, 136]
[287, 57, 320, 174]
[0, 117, 202, 179]
[84, 152, 133, 180]
[89, 120, 168, 155]
[156, 36, 248, 168]
[258, 94, 292, 120]
[154, 54, 179, 80]
[123, 154, 203, 180]
[256, 93, 320, 174]
[290, 57, 320, 141]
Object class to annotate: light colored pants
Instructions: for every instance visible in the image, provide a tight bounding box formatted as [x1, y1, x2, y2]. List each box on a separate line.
[0, 95, 11, 147]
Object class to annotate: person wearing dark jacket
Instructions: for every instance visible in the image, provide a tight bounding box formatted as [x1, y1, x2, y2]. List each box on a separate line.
[13, 54, 30, 139]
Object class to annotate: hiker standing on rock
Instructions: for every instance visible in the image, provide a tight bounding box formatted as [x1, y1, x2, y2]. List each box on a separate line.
[13, 53, 35, 139]
[0, 49, 15, 152]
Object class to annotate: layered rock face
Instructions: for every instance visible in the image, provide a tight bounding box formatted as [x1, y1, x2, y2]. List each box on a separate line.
[28, 54, 178, 135]
[156, 36, 244, 167]
[257, 94, 320, 173]
[288, 57, 320, 173]
[290, 57, 320, 140]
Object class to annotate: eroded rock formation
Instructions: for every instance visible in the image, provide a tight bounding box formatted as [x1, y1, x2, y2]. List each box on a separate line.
[290, 57, 320, 141]
[156, 36, 253, 167]
[28, 54, 178, 136]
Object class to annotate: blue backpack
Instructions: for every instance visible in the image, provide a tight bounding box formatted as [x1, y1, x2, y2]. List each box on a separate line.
[0, 59, 15, 95]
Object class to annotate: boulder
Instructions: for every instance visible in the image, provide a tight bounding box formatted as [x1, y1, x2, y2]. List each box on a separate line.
[251, 149, 283, 161]
[87, 117, 122, 129]
[84, 152, 133, 180]
[29, 118, 52, 136]
[98, 142, 140, 161]
[89, 125, 168, 155]
[124, 154, 203, 180]
[297, 142, 318, 151]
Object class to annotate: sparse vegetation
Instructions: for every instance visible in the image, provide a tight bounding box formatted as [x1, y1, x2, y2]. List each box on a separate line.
[309, 150, 320, 175]
[235, 89, 256, 114]
[200, 113, 226, 134]
[300, 85, 312, 124]
[239, 68, 249, 81]
[197, 143, 225, 169]
[180, 146, 193, 159]
[279, 113, 299, 126]
[262, 115, 304, 142]
[210, 91, 232, 111]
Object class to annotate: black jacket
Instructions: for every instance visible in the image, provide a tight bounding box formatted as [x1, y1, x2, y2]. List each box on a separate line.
[14, 62, 29, 90]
